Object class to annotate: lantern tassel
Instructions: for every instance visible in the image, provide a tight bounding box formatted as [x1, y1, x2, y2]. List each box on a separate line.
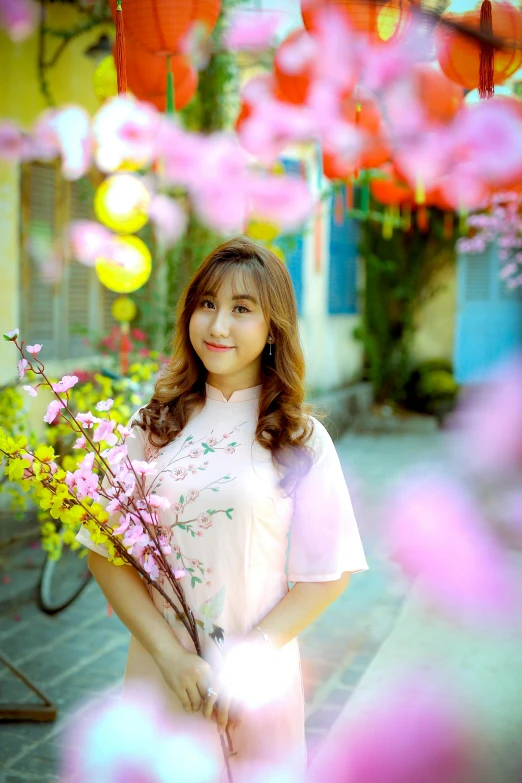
[115, 0, 127, 94]
[479, 0, 494, 99]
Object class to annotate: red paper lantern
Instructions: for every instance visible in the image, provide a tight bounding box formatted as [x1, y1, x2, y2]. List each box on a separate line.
[301, 0, 411, 44]
[435, 0, 522, 98]
[110, 0, 221, 55]
[124, 34, 197, 111]
[412, 62, 464, 125]
[322, 92, 391, 179]
[273, 29, 316, 105]
[370, 163, 414, 205]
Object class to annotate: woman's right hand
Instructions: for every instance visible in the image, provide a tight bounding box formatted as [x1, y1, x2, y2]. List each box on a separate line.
[155, 645, 213, 714]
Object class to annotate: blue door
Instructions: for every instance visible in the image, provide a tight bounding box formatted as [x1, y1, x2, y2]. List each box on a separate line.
[454, 246, 522, 383]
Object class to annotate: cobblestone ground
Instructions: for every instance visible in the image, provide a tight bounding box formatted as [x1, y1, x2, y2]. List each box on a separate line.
[0, 428, 449, 780]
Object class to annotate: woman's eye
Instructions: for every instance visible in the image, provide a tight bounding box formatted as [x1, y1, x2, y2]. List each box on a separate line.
[235, 305, 250, 314]
[201, 299, 214, 309]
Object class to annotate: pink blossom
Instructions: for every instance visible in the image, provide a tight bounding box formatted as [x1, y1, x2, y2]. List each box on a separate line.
[0, 0, 38, 42]
[69, 221, 114, 267]
[32, 107, 92, 181]
[190, 559, 200, 568]
[309, 669, 479, 783]
[22, 385, 37, 398]
[448, 354, 522, 476]
[172, 503, 183, 514]
[26, 343, 42, 356]
[206, 437, 217, 447]
[198, 513, 212, 529]
[225, 446, 235, 455]
[173, 545, 181, 554]
[223, 10, 282, 52]
[148, 194, 187, 248]
[93, 96, 161, 173]
[51, 375, 78, 394]
[157, 535, 171, 555]
[17, 359, 29, 379]
[143, 553, 159, 580]
[73, 436, 86, 449]
[0, 122, 29, 162]
[131, 460, 157, 477]
[247, 172, 313, 231]
[452, 102, 522, 188]
[386, 472, 521, 626]
[113, 514, 131, 535]
[4, 328, 19, 340]
[172, 466, 188, 481]
[93, 419, 117, 447]
[174, 568, 187, 579]
[178, 19, 213, 71]
[147, 495, 171, 510]
[76, 411, 99, 428]
[309, 6, 359, 93]
[43, 400, 65, 424]
[189, 448, 203, 459]
[158, 121, 206, 188]
[117, 424, 135, 439]
[187, 488, 199, 500]
[96, 398, 114, 412]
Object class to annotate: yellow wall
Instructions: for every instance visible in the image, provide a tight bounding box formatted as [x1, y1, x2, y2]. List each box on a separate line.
[411, 254, 457, 364]
[0, 7, 113, 386]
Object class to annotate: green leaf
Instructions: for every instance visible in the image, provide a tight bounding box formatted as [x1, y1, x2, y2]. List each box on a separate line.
[211, 487, 218, 492]
[176, 553, 181, 560]
[178, 524, 187, 531]
[191, 576, 202, 588]
[207, 509, 216, 515]
[190, 531, 195, 537]
[225, 508, 233, 519]
[187, 567, 195, 572]
[228, 442, 237, 447]
[180, 495, 184, 503]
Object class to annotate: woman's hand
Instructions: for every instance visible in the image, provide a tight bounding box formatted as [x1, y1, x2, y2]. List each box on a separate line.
[155, 644, 213, 714]
[202, 673, 244, 735]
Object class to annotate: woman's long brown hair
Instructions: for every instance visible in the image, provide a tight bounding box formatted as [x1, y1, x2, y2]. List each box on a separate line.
[135, 235, 320, 497]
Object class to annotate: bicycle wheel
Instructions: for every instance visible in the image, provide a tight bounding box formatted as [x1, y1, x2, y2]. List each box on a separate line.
[38, 541, 92, 615]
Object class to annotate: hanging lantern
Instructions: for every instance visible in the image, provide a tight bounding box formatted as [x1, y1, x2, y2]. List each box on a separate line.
[123, 32, 198, 112]
[412, 62, 464, 125]
[93, 55, 118, 103]
[301, 0, 411, 44]
[434, 0, 522, 98]
[96, 235, 152, 293]
[369, 163, 414, 205]
[109, 0, 221, 56]
[94, 173, 150, 234]
[273, 29, 316, 105]
[112, 295, 137, 323]
[322, 92, 390, 180]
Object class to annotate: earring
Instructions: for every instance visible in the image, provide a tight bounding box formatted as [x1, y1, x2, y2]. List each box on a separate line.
[268, 335, 274, 356]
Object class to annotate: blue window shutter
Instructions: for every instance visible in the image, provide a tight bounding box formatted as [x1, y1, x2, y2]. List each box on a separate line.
[328, 185, 359, 315]
[277, 157, 305, 315]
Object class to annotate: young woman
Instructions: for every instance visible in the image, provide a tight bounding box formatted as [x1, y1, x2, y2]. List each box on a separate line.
[76, 236, 368, 781]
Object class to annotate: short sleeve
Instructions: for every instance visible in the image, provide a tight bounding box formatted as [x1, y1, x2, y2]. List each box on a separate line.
[74, 407, 147, 559]
[286, 417, 369, 583]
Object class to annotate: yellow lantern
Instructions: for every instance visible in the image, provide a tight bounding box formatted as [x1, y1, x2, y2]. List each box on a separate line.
[247, 220, 280, 243]
[96, 235, 152, 293]
[94, 173, 150, 234]
[93, 56, 118, 103]
[112, 296, 137, 323]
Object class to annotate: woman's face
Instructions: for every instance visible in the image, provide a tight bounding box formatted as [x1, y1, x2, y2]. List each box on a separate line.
[189, 269, 270, 389]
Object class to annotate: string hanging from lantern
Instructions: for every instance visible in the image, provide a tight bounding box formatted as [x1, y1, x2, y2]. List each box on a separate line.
[114, 0, 127, 94]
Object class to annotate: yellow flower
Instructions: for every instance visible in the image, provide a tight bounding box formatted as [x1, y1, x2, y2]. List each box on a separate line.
[34, 445, 55, 463]
[6, 457, 31, 482]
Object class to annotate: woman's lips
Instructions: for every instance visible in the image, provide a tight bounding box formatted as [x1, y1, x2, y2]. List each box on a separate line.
[205, 342, 234, 352]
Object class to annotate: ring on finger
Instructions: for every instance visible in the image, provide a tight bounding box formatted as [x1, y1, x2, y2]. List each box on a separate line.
[207, 687, 218, 698]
